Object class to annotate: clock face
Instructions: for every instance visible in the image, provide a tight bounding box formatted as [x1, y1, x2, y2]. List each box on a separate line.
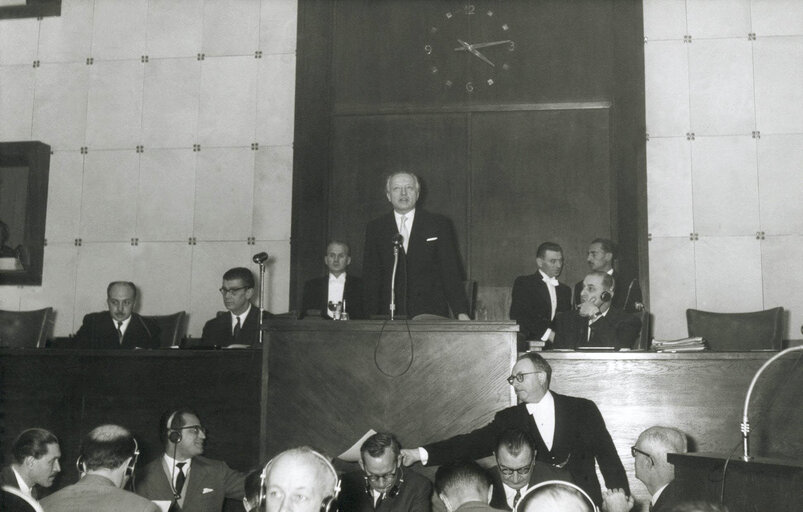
[424, 3, 516, 94]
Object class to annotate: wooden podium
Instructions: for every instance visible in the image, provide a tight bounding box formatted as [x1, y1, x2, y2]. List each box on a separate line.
[668, 453, 803, 512]
[261, 319, 519, 461]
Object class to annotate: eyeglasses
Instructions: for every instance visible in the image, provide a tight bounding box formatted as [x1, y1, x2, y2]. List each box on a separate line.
[497, 461, 533, 476]
[506, 372, 541, 385]
[630, 446, 652, 461]
[177, 424, 208, 436]
[364, 466, 397, 482]
[219, 286, 248, 296]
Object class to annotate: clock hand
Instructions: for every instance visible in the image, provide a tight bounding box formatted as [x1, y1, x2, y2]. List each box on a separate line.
[456, 39, 495, 67]
[453, 40, 512, 51]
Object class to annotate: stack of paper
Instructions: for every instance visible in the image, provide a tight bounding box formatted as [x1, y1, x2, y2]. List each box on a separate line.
[651, 336, 707, 352]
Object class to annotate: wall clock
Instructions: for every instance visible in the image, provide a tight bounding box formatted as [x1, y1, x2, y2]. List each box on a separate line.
[424, 3, 516, 94]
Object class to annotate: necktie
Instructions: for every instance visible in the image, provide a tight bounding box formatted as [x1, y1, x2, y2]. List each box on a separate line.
[168, 462, 187, 512]
[116, 321, 123, 344]
[513, 489, 521, 508]
[232, 316, 241, 340]
[400, 215, 409, 251]
[375, 492, 385, 509]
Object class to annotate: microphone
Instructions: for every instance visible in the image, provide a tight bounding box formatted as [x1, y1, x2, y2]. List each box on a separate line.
[252, 252, 269, 264]
[392, 234, 403, 247]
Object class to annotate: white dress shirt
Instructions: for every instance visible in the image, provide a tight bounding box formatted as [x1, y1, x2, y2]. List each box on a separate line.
[231, 304, 252, 334]
[11, 466, 33, 497]
[538, 270, 558, 341]
[113, 315, 132, 341]
[162, 453, 193, 490]
[526, 391, 556, 450]
[394, 209, 416, 253]
[503, 483, 529, 509]
[327, 273, 346, 318]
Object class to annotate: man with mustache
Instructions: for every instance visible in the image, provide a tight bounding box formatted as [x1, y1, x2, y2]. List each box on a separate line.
[0, 428, 61, 503]
[74, 281, 161, 349]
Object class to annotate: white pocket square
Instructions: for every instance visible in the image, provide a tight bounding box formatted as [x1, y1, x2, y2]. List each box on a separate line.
[426, 237, 438, 242]
[202, 488, 214, 494]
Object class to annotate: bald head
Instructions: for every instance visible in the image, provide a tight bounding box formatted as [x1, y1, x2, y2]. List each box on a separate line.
[263, 448, 338, 512]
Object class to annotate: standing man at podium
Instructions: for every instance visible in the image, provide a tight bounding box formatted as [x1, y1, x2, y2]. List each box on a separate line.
[362, 172, 469, 319]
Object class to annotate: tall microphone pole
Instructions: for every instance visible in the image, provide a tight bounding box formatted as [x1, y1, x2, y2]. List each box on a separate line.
[740, 344, 803, 461]
[390, 234, 403, 320]
[253, 252, 269, 345]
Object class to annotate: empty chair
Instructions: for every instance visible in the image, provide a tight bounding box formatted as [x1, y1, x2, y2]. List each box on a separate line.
[0, 307, 54, 348]
[141, 311, 186, 348]
[686, 307, 783, 351]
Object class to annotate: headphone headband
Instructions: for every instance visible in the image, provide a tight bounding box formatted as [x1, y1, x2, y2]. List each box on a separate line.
[255, 448, 340, 512]
[514, 480, 597, 512]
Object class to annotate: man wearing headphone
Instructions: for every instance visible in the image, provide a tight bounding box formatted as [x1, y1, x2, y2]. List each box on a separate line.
[40, 424, 157, 512]
[552, 271, 641, 350]
[136, 408, 245, 512]
[339, 433, 431, 512]
[244, 446, 340, 512]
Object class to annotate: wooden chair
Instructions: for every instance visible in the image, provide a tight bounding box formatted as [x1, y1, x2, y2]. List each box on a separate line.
[686, 307, 783, 351]
[142, 311, 186, 348]
[0, 307, 54, 348]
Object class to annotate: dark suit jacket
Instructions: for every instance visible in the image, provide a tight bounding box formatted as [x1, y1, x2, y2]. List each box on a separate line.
[40, 474, 158, 512]
[135, 455, 245, 512]
[488, 464, 574, 510]
[74, 312, 161, 350]
[199, 306, 272, 347]
[0, 466, 21, 491]
[423, 394, 628, 506]
[553, 308, 641, 350]
[652, 480, 684, 512]
[573, 270, 642, 312]
[363, 210, 468, 318]
[339, 468, 432, 512]
[509, 274, 572, 341]
[300, 274, 365, 319]
[1, 486, 39, 512]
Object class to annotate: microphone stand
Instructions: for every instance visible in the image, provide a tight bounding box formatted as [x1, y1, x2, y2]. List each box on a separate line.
[390, 243, 400, 320]
[257, 259, 267, 345]
[740, 344, 803, 461]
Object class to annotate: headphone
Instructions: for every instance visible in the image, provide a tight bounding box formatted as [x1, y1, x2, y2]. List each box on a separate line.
[75, 437, 139, 480]
[363, 465, 404, 498]
[252, 448, 341, 512]
[166, 410, 182, 444]
[600, 290, 612, 303]
[514, 480, 598, 512]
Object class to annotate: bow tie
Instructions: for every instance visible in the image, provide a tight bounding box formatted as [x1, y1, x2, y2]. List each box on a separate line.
[543, 276, 559, 287]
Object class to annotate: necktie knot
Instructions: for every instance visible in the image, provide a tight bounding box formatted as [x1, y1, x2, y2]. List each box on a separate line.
[513, 489, 521, 508]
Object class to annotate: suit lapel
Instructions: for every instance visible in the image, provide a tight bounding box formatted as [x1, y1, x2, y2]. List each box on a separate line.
[534, 276, 552, 316]
[181, 457, 206, 509]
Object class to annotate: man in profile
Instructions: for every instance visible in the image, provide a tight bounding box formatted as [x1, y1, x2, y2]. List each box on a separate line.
[0, 428, 61, 501]
[244, 446, 340, 512]
[40, 424, 156, 512]
[136, 408, 245, 512]
[201, 267, 272, 346]
[339, 432, 431, 512]
[601, 426, 688, 512]
[553, 271, 641, 350]
[401, 352, 628, 506]
[434, 459, 502, 512]
[74, 281, 161, 349]
[509, 242, 572, 345]
[489, 429, 573, 510]
[363, 172, 469, 319]
[301, 240, 364, 319]
[573, 239, 641, 312]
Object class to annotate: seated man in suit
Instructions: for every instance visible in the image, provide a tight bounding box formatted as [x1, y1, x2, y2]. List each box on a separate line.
[489, 429, 573, 511]
[434, 459, 502, 512]
[400, 352, 628, 506]
[553, 271, 641, 350]
[245, 446, 340, 512]
[340, 432, 431, 512]
[201, 267, 272, 347]
[602, 426, 688, 512]
[40, 424, 157, 512]
[74, 281, 161, 349]
[572, 239, 642, 312]
[136, 408, 245, 512]
[509, 242, 572, 347]
[0, 429, 61, 503]
[301, 240, 364, 319]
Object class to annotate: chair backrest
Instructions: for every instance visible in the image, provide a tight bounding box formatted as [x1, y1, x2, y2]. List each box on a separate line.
[686, 307, 784, 351]
[142, 311, 186, 348]
[463, 279, 477, 319]
[0, 307, 54, 348]
[633, 309, 650, 350]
